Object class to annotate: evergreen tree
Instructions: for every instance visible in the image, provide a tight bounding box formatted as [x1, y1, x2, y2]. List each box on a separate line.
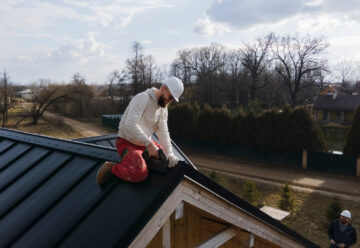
[326, 198, 342, 223]
[279, 184, 294, 212]
[243, 181, 260, 205]
[344, 106, 360, 156]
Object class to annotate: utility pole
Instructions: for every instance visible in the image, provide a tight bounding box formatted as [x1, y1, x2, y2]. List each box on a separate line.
[2, 69, 8, 127]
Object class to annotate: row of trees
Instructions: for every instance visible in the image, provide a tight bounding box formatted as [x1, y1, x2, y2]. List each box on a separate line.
[168, 102, 325, 152]
[170, 33, 328, 107]
[104, 33, 360, 111]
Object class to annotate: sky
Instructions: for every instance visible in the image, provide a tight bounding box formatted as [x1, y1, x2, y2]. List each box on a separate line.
[1, 0, 360, 84]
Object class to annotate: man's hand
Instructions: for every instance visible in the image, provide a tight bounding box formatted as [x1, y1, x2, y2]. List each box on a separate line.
[338, 243, 345, 248]
[168, 154, 179, 168]
[330, 239, 336, 245]
[147, 142, 159, 159]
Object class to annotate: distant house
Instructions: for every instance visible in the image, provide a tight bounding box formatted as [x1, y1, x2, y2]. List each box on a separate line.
[313, 92, 360, 125]
[320, 84, 359, 96]
[0, 129, 318, 248]
[18, 89, 32, 100]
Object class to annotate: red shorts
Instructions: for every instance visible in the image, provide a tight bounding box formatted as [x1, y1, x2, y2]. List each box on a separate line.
[111, 137, 162, 183]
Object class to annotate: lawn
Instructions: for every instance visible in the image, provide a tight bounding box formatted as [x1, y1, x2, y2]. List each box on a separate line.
[2, 104, 84, 139]
[201, 170, 360, 248]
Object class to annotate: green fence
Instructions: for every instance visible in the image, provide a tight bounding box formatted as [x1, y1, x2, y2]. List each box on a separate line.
[175, 138, 358, 176]
[175, 139, 303, 169]
[102, 115, 123, 129]
[307, 151, 357, 176]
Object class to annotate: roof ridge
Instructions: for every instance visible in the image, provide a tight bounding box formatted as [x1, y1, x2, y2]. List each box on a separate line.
[0, 128, 120, 162]
[73, 134, 118, 143]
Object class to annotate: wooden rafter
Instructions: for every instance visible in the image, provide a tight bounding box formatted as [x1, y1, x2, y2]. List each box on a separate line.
[194, 226, 238, 248]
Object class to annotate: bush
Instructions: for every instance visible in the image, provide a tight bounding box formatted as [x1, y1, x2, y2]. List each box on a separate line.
[211, 107, 233, 144]
[344, 106, 360, 156]
[196, 104, 215, 142]
[169, 103, 326, 153]
[168, 102, 200, 140]
[279, 184, 294, 212]
[326, 198, 342, 223]
[209, 170, 222, 184]
[243, 181, 260, 205]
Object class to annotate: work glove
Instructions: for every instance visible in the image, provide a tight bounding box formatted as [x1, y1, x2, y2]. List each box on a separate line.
[168, 154, 179, 168]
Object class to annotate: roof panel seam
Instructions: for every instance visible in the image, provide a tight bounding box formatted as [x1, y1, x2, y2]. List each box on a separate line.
[0, 149, 52, 194]
[6, 159, 104, 247]
[55, 177, 119, 246]
[0, 154, 77, 221]
[0, 144, 33, 173]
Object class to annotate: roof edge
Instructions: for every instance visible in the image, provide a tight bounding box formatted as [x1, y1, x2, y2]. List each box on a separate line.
[73, 134, 118, 143]
[182, 163, 319, 248]
[0, 128, 120, 162]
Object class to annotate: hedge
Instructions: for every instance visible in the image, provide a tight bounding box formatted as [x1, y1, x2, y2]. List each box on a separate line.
[168, 103, 326, 152]
[344, 106, 360, 156]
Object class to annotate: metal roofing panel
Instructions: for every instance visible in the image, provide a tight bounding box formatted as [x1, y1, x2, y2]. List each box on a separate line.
[0, 156, 101, 247]
[0, 129, 120, 162]
[0, 139, 15, 154]
[0, 143, 32, 171]
[0, 146, 50, 192]
[0, 128, 318, 248]
[0, 151, 73, 219]
[75, 134, 319, 248]
[12, 164, 115, 247]
[58, 167, 183, 248]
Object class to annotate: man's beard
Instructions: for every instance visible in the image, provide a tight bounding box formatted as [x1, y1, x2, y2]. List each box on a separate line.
[158, 95, 166, 108]
[341, 220, 347, 225]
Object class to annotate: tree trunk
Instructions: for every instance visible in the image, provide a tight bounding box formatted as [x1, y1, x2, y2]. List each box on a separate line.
[32, 116, 38, 125]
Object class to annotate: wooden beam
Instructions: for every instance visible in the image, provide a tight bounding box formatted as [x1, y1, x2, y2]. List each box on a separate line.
[129, 184, 183, 248]
[249, 233, 254, 247]
[162, 218, 171, 248]
[175, 201, 184, 220]
[194, 226, 238, 248]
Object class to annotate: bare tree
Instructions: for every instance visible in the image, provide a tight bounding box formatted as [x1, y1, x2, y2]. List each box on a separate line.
[271, 34, 328, 106]
[239, 33, 274, 101]
[107, 70, 121, 101]
[175, 44, 225, 104]
[70, 73, 94, 118]
[333, 59, 357, 87]
[27, 80, 79, 125]
[125, 41, 144, 94]
[170, 49, 193, 86]
[225, 49, 244, 107]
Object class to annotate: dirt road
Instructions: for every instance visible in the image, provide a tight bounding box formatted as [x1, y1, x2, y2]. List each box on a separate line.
[44, 111, 360, 200]
[44, 111, 111, 137]
[186, 152, 360, 201]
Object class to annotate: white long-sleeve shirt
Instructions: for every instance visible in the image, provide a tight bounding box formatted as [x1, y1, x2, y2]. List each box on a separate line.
[118, 88, 174, 156]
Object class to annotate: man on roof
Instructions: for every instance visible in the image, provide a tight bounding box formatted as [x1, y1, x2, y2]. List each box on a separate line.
[96, 77, 184, 185]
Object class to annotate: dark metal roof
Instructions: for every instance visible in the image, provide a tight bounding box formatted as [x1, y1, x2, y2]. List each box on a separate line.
[0, 128, 318, 248]
[77, 134, 319, 248]
[314, 95, 360, 111]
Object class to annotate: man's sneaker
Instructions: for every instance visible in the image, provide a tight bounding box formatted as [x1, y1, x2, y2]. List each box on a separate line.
[96, 161, 116, 185]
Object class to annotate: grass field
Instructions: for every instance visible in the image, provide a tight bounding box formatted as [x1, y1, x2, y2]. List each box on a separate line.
[2, 104, 84, 139]
[201, 170, 360, 248]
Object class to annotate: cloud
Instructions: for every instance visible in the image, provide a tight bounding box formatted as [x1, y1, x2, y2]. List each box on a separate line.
[0, 0, 169, 39]
[49, 33, 105, 64]
[63, 0, 170, 29]
[204, 0, 360, 30]
[194, 17, 230, 36]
